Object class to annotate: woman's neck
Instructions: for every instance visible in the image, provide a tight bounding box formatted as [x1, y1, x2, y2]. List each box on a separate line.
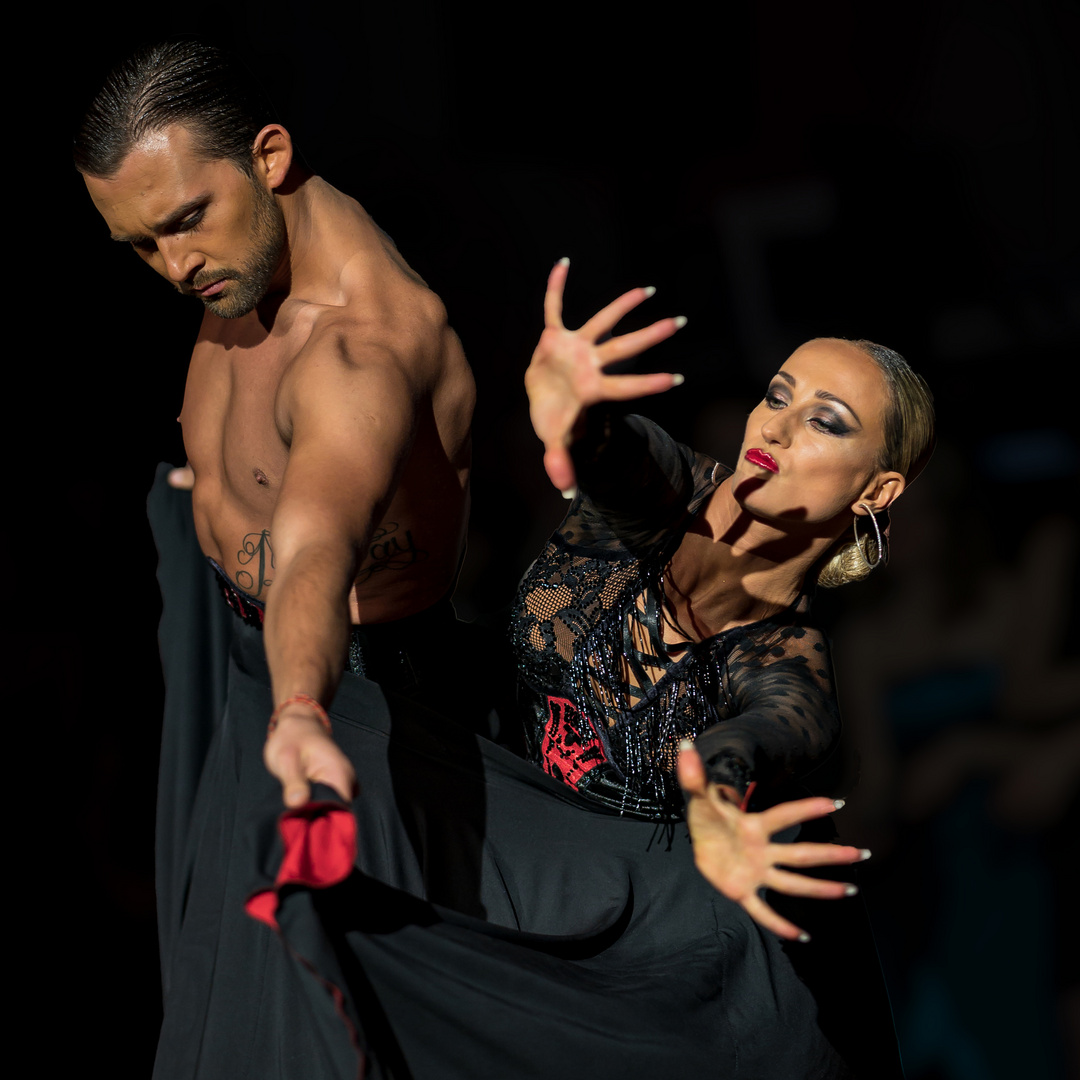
[662, 480, 840, 639]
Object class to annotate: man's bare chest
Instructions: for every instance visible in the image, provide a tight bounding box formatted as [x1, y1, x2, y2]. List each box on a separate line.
[178, 336, 302, 579]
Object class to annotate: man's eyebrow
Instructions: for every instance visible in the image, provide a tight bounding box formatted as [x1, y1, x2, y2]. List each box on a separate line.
[110, 194, 210, 243]
[772, 370, 862, 426]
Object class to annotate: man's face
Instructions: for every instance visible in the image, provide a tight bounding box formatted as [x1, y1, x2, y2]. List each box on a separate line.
[84, 124, 286, 319]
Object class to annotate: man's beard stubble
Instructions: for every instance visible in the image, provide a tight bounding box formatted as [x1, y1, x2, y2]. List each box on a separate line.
[193, 179, 286, 319]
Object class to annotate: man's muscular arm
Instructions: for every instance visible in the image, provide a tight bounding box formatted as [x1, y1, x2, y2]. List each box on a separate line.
[262, 338, 420, 807]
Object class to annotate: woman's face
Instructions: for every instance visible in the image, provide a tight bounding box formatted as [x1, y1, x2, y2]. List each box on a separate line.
[731, 338, 901, 531]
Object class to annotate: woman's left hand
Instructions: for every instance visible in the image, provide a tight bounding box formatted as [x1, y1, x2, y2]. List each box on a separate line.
[677, 744, 866, 940]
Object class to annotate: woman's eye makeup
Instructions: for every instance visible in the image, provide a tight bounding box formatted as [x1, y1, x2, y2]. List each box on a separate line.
[811, 413, 850, 435]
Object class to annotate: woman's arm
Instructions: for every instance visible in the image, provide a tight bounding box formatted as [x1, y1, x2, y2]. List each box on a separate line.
[698, 625, 843, 800]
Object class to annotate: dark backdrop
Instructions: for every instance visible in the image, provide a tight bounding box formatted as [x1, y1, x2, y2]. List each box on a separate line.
[22, 2, 1077, 1075]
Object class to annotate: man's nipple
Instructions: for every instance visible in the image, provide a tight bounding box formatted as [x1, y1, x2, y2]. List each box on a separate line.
[253, 468, 270, 487]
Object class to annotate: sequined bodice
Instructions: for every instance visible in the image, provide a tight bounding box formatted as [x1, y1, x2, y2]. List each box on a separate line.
[511, 415, 841, 820]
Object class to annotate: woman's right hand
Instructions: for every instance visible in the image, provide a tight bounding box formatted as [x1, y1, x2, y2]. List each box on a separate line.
[525, 258, 686, 493]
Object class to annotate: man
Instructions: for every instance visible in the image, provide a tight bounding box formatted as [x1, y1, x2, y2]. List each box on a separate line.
[79, 40, 473, 805]
[77, 40, 477, 1077]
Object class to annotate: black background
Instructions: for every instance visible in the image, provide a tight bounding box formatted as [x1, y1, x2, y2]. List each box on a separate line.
[21, 2, 1078, 1075]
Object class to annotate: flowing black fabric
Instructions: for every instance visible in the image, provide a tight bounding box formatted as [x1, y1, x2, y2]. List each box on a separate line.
[147, 462, 900, 1080]
[149, 463, 234, 997]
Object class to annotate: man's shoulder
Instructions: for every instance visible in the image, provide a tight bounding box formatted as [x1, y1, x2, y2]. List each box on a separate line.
[293, 296, 447, 375]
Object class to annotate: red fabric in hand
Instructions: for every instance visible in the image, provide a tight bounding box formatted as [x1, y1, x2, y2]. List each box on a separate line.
[245, 800, 357, 931]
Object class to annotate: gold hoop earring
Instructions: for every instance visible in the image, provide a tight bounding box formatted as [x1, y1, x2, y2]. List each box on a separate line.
[853, 503, 886, 570]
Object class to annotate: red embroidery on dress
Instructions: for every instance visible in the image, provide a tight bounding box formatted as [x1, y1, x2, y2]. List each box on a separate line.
[540, 696, 607, 789]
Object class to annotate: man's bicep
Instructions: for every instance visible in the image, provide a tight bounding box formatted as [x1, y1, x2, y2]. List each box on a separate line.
[272, 355, 420, 559]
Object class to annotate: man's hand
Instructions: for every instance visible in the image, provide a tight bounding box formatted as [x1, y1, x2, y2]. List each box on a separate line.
[525, 258, 686, 493]
[677, 744, 867, 941]
[167, 464, 195, 490]
[263, 703, 357, 807]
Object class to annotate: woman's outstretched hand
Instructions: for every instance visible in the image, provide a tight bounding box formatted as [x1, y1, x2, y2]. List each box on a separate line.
[677, 744, 868, 941]
[525, 258, 686, 493]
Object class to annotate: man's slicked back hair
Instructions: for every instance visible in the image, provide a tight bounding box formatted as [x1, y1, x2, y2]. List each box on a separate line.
[74, 40, 277, 179]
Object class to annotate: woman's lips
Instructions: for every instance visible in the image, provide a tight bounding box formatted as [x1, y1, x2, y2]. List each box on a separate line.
[745, 448, 779, 473]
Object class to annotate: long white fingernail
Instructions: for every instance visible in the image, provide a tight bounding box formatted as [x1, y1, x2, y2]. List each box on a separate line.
[859, 849, 872, 861]
[671, 373, 685, 386]
[557, 256, 570, 267]
[643, 285, 656, 297]
[833, 798, 846, 810]
[673, 316, 688, 329]
[845, 885, 859, 896]
[678, 738, 694, 751]
[561, 486, 577, 500]
[797, 932, 811, 943]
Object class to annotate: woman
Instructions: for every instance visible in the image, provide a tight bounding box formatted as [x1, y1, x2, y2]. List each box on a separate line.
[516, 258, 934, 944]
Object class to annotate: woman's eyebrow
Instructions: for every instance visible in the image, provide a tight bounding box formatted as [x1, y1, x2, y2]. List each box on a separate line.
[816, 390, 862, 427]
[775, 370, 862, 426]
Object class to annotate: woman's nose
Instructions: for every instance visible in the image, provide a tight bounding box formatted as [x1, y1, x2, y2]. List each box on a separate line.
[760, 409, 792, 447]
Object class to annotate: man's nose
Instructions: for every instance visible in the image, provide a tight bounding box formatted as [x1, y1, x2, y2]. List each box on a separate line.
[158, 238, 204, 283]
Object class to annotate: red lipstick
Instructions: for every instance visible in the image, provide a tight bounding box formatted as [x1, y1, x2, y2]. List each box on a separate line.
[746, 448, 779, 473]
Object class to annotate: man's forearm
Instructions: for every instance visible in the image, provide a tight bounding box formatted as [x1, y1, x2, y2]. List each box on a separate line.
[262, 539, 360, 711]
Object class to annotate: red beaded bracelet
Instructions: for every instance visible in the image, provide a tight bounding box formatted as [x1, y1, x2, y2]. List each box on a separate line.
[267, 693, 332, 736]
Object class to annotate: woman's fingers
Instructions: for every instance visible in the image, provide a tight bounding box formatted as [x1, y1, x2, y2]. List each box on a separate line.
[759, 796, 840, 834]
[597, 316, 686, 365]
[599, 371, 683, 402]
[544, 258, 570, 329]
[740, 891, 807, 941]
[579, 285, 656, 341]
[764, 867, 856, 900]
[542, 444, 577, 493]
[677, 743, 708, 796]
[767, 841, 867, 868]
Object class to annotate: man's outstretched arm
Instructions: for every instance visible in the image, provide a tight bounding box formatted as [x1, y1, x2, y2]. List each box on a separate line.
[261, 338, 420, 806]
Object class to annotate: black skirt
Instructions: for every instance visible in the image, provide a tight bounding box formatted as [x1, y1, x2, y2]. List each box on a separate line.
[148, 468, 900, 1080]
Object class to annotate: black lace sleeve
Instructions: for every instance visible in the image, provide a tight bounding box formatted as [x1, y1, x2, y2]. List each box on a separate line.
[563, 412, 721, 556]
[695, 620, 842, 803]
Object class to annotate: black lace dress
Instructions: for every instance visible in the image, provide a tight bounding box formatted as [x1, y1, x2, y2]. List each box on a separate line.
[514, 412, 842, 818]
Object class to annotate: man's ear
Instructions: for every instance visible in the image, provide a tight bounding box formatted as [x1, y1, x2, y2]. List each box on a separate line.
[855, 471, 905, 514]
[252, 124, 293, 190]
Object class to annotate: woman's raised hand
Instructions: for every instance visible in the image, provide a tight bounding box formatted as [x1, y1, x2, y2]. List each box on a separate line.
[525, 258, 686, 492]
[677, 744, 868, 941]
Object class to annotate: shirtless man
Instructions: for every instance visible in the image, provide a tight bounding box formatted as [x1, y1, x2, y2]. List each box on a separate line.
[77, 41, 474, 810]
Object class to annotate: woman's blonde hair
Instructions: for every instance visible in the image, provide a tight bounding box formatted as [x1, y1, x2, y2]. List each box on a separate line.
[815, 339, 935, 588]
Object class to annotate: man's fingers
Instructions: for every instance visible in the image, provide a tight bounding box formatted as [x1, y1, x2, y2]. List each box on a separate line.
[270, 745, 312, 808]
[544, 259, 569, 329]
[740, 891, 807, 941]
[167, 465, 195, 490]
[759, 796, 840, 834]
[596, 316, 686, 365]
[764, 867, 856, 900]
[579, 286, 656, 341]
[304, 759, 358, 804]
[767, 841, 867, 868]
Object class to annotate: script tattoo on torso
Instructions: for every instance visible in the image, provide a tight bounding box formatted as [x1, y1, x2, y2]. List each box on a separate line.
[354, 522, 428, 585]
[235, 530, 275, 597]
